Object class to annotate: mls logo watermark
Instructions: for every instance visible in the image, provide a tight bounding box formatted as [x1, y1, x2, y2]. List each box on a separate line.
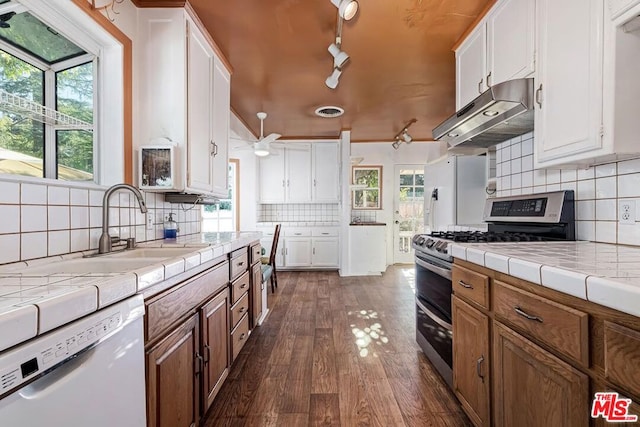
[591, 392, 638, 423]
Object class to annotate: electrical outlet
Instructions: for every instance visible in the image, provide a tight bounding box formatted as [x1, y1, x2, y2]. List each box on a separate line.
[619, 201, 636, 225]
[146, 213, 154, 230]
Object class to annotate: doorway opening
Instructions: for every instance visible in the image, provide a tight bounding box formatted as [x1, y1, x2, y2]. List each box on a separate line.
[393, 165, 425, 264]
[202, 159, 239, 232]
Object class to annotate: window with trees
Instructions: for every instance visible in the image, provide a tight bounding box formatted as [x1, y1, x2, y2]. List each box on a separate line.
[0, 4, 95, 181]
[352, 165, 382, 209]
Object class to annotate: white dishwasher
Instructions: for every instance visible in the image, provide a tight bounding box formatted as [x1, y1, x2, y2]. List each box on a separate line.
[0, 294, 147, 427]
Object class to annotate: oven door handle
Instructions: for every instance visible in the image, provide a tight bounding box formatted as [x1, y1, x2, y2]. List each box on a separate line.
[415, 257, 452, 280]
[416, 298, 452, 331]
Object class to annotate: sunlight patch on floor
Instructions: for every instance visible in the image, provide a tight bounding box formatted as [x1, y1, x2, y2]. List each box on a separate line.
[348, 310, 389, 357]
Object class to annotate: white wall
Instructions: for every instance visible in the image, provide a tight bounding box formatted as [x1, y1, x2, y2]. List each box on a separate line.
[496, 133, 640, 245]
[350, 142, 448, 265]
[229, 130, 259, 231]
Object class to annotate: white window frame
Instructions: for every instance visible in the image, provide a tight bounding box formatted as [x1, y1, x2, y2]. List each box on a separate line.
[1, 0, 125, 186]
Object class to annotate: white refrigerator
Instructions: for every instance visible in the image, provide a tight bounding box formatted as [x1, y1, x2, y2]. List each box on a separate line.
[424, 155, 488, 230]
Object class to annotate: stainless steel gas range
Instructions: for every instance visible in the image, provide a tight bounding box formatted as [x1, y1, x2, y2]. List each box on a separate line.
[412, 190, 575, 388]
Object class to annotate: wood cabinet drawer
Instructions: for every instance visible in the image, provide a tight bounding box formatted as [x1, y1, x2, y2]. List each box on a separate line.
[230, 270, 250, 304]
[452, 264, 490, 309]
[604, 322, 640, 398]
[145, 260, 229, 344]
[231, 313, 249, 362]
[250, 243, 262, 265]
[230, 292, 249, 328]
[493, 280, 589, 365]
[230, 250, 249, 281]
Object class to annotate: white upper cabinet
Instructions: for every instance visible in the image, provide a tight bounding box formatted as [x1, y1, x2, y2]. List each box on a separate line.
[286, 144, 313, 203]
[534, 0, 604, 166]
[534, 0, 640, 167]
[312, 143, 340, 203]
[186, 18, 215, 193]
[259, 142, 339, 203]
[456, 27, 487, 109]
[487, 0, 535, 86]
[456, 0, 535, 109]
[211, 58, 231, 199]
[137, 8, 231, 197]
[258, 150, 286, 203]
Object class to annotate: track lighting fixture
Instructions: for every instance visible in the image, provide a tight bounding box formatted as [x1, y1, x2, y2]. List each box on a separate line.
[328, 43, 349, 68]
[330, 0, 359, 21]
[325, 67, 342, 89]
[391, 119, 417, 149]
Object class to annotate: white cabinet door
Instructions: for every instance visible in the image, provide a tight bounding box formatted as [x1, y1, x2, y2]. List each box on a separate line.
[211, 58, 230, 199]
[487, 0, 535, 86]
[456, 25, 487, 109]
[313, 143, 340, 203]
[312, 238, 339, 267]
[259, 151, 286, 202]
[284, 237, 312, 267]
[534, 0, 604, 164]
[186, 19, 214, 193]
[286, 145, 312, 203]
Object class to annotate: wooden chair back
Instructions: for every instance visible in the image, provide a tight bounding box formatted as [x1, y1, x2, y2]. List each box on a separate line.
[269, 224, 281, 266]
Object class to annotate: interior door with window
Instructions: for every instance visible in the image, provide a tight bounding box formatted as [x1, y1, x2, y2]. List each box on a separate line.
[393, 165, 425, 264]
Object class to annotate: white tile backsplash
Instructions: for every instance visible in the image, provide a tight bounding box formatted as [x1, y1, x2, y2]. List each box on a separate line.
[0, 178, 202, 264]
[258, 203, 340, 223]
[495, 134, 640, 245]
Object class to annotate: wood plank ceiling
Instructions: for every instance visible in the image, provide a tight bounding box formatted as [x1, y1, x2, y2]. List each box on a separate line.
[133, 0, 492, 142]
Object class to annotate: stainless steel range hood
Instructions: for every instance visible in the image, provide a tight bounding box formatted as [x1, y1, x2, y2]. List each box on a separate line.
[433, 78, 534, 153]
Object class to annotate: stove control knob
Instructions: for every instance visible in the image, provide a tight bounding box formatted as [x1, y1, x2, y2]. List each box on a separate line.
[426, 239, 436, 248]
[435, 241, 446, 252]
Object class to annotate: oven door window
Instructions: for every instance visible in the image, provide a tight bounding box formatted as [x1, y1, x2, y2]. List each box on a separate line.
[416, 297, 452, 368]
[415, 254, 452, 321]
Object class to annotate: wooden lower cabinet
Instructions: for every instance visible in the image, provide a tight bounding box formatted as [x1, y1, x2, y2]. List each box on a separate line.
[146, 313, 201, 427]
[251, 262, 263, 327]
[201, 289, 230, 413]
[492, 322, 589, 427]
[452, 296, 490, 427]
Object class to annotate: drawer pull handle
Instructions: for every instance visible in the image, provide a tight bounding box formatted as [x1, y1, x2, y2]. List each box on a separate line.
[203, 344, 210, 364]
[321, 232, 329, 235]
[458, 280, 474, 289]
[237, 261, 244, 267]
[240, 283, 248, 289]
[476, 355, 485, 382]
[294, 233, 302, 235]
[239, 333, 246, 341]
[239, 307, 246, 314]
[514, 306, 543, 323]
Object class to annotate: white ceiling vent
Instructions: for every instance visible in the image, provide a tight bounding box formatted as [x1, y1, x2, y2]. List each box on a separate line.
[315, 106, 344, 118]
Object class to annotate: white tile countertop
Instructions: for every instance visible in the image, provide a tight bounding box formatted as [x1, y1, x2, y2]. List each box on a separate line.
[451, 241, 640, 318]
[0, 231, 261, 353]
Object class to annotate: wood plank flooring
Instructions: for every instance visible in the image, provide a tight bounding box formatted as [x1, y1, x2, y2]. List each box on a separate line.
[203, 266, 471, 427]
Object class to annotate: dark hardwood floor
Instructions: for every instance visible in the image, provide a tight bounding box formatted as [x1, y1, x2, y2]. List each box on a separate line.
[203, 266, 471, 427]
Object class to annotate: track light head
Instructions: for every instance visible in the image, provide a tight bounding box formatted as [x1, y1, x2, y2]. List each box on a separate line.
[402, 130, 413, 143]
[325, 68, 342, 89]
[328, 43, 350, 68]
[392, 139, 401, 150]
[330, 0, 359, 20]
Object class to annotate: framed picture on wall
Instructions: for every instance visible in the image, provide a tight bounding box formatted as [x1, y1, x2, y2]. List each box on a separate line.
[352, 165, 382, 209]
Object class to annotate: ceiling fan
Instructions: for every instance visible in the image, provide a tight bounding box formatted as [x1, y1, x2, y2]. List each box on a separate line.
[235, 112, 282, 157]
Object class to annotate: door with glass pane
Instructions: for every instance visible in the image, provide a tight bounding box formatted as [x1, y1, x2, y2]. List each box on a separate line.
[393, 165, 425, 264]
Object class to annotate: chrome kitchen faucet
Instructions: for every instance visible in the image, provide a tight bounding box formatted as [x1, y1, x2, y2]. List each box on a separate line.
[98, 183, 148, 254]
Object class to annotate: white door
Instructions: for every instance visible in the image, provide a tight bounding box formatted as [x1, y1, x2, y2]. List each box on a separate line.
[534, 0, 603, 163]
[186, 20, 214, 193]
[284, 237, 312, 267]
[286, 145, 313, 203]
[312, 237, 339, 267]
[393, 165, 425, 264]
[313, 143, 340, 202]
[456, 24, 487, 109]
[211, 57, 230, 198]
[258, 151, 286, 202]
